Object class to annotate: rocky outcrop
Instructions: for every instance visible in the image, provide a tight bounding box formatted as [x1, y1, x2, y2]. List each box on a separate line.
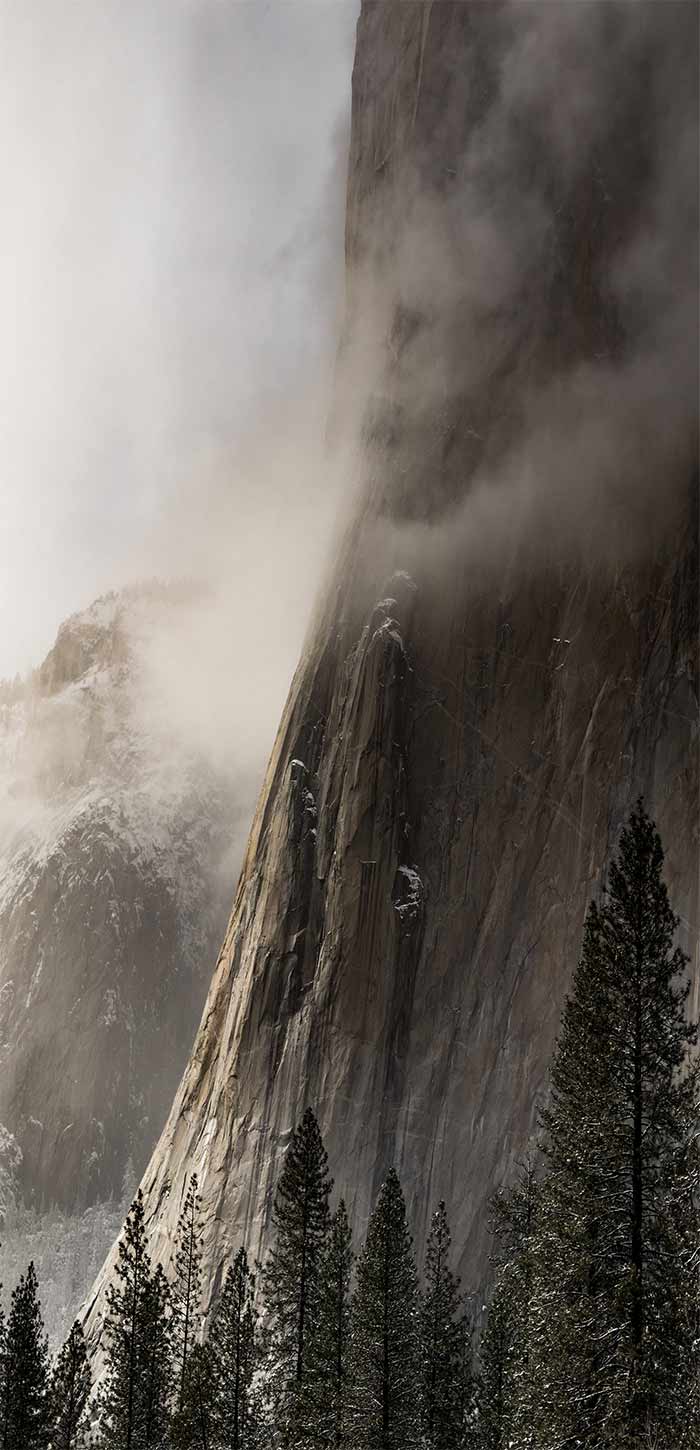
[0, 588, 238, 1211]
[86, 0, 698, 1337]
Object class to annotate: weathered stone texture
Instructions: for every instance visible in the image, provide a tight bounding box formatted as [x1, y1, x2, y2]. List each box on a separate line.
[86, 0, 698, 1339]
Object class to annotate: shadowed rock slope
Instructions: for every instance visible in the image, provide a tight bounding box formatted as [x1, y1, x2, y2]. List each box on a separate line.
[86, 0, 698, 1334]
[0, 587, 238, 1212]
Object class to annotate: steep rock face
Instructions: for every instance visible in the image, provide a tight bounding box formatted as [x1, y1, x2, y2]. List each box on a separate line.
[0, 588, 238, 1211]
[86, 0, 698, 1332]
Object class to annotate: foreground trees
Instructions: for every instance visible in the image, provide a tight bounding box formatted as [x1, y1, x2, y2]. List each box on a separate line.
[97, 1189, 173, 1446]
[211, 1248, 258, 1448]
[2, 1262, 50, 1449]
[49, 1321, 92, 1449]
[81, 1145, 471, 1447]
[172, 1175, 204, 1419]
[538, 802, 698, 1446]
[347, 1168, 421, 1448]
[2, 803, 694, 1448]
[477, 1163, 539, 1449]
[479, 801, 699, 1447]
[420, 1202, 475, 1450]
[263, 1108, 332, 1444]
[306, 1200, 354, 1446]
[172, 1342, 215, 1450]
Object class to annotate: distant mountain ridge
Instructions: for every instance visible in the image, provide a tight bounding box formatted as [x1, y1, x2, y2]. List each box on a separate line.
[0, 583, 239, 1212]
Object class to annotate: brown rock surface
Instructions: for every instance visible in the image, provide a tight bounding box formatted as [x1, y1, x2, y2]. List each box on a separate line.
[86, 0, 698, 1336]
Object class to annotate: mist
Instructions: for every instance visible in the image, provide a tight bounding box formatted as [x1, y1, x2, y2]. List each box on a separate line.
[341, 0, 698, 590]
[1, 0, 696, 864]
[0, 0, 358, 701]
[135, 0, 698, 802]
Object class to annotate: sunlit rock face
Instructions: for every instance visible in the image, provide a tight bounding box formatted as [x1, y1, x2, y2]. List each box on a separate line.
[0, 587, 237, 1212]
[86, 0, 698, 1338]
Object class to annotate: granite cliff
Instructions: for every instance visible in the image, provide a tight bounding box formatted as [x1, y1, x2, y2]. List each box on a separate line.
[86, 0, 698, 1335]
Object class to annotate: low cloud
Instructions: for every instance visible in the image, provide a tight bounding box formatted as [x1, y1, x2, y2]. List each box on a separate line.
[339, 0, 697, 589]
[0, 0, 358, 686]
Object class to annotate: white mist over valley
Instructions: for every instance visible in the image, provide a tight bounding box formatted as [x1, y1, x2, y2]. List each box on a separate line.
[0, 0, 357, 1345]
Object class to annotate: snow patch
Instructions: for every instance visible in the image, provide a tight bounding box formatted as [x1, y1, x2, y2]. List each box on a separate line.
[394, 865, 424, 925]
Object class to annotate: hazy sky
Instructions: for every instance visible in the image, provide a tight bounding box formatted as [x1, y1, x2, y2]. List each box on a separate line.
[0, 0, 358, 679]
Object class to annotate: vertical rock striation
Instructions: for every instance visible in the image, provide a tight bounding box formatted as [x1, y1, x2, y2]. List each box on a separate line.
[86, 0, 698, 1335]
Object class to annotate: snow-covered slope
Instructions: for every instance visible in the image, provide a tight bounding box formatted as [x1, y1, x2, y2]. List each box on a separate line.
[0, 585, 242, 1212]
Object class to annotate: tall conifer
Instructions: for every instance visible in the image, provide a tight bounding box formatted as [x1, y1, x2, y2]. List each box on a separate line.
[476, 1270, 519, 1450]
[141, 1264, 173, 1447]
[306, 1199, 354, 1447]
[533, 802, 699, 1445]
[174, 1341, 216, 1450]
[0, 1294, 8, 1450]
[477, 1165, 539, 1449]
[420, 1201, 474, 1450]
[3, 1261, 50, 1449]
[263, 1109, 332, 1443]
[99, 1190, 159, 1449]
[49, 1320, 92, 1449]
[211, 1247, 258, 1449]
[347, 1169, 421, 1449]
[172, 1175, 203, 1413]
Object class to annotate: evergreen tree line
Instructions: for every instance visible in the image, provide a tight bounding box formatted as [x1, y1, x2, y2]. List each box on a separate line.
[2, 802, 698, 1448]
[0, 1150, 474, 1447]
[478, 802, 700, 1448]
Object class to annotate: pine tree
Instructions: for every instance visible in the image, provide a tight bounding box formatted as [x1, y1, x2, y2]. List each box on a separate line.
[172, 1175, 203, 1414]
[533, 801, 699, 1447]
[681, 1122, 700, 1447]
[141, 1264, 173, 1448]
[306, 1199, 354, 1447]
[0, 1293, 8, 1450]
[49, 1320, 92, 1449]
[347, 1169, 421, 1450]
[3, 1261, 50, 1449]
[99, 1189, 168, 1449]
[476, 1269, 519, 1450]
[476, 1164, 539, 1449]
[210, 1247, 258, 1449]
[262, 1109, 332, 1443]
[420, 1202, 474, 1450]
[172, 1342, 215, 1450]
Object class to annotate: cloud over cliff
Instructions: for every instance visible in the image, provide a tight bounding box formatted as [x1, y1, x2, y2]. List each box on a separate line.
[340, 0, 698, 580]
[0, 0, 358, 685]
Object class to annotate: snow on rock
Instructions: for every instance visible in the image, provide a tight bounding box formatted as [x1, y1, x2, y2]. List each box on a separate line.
[394, 865, 424, 927]
[0, 584, 239, 1214]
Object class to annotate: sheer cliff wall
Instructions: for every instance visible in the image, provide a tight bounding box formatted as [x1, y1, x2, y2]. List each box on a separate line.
[86, 0, 698, 1334]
